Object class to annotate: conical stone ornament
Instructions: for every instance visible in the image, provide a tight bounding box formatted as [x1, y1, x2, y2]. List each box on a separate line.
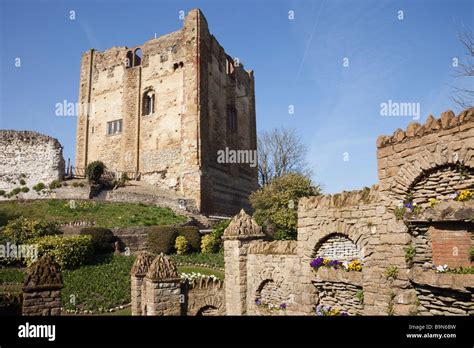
[130, 251, 155, 276]
[145, 253, 180, 282]
[223, 209, 265, 240]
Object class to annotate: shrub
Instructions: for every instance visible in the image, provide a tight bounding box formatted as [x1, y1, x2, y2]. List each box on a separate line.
[20, 187, 29, 193]
[80, 227, 117, 254]
[3, 217, 60, 244]
[72, 182, 79, 188]
[19, 179, 26, 186]
[28, 235, 93, 269]
[470, 247, 474, 261]
[201, 234, 217, 254]
[11, 188, 21, 196]
[86, 161, 106, 183]
[208, 219, 230, 252]
[250, 173, 320, 240]
[0, 190, 5, 196]
[175, 235, 188, 255]
[147, 226, 178, 254]
[147, 226, 201, 254]
[32, 183, 45, 191]
[176, 226, 201, 252]
[49, 180, 62, 189]
[62, 182, 68, 187]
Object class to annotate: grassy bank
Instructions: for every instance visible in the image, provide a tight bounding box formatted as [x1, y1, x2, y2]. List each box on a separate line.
[0, 199, 187, 228]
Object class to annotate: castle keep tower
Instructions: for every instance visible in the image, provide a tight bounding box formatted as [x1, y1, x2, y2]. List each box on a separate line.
[75, 9, 258, 215]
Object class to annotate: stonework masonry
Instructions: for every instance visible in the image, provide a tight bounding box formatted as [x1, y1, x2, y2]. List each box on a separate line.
[131, 252, 225, 316]
[222, 108, 474, 316]
[75, 9, 258, 216]
[0, 130, 65, 196]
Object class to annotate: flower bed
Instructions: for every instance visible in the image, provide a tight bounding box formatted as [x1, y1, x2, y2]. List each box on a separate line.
[310, 257, 362, 272]
[395, 189, 472, 220]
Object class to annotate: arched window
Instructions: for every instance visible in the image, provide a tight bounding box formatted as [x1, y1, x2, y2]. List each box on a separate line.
[134, 48, 142, 67]
[143, 91, 155, 115]
[125, 51, 133, 68]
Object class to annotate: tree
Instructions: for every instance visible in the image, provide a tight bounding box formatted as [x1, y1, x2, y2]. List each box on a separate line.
[85, 161, 106, 183]
[451, 27, 474, 109]
[257, 127, 312, 187]
[250, 173, 320, 240]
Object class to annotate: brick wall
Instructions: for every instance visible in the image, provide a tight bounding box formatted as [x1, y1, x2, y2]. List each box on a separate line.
[430, 227, 471, 268]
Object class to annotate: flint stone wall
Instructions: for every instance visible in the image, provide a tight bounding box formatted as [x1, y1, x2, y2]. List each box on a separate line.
[0, 131, 65, 196]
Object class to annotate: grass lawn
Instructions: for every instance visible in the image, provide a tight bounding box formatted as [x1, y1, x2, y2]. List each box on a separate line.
[61, 254, 136, 312]
[177, 265, 224, 280]
[170, 252, 224, 269]
[0, 199, 187, 228]
[0, 267, 25, 284]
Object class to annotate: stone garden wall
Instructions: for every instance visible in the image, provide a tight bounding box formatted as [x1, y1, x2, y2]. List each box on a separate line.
[223, 108, 474, 316]
[130, 252, 225, 316]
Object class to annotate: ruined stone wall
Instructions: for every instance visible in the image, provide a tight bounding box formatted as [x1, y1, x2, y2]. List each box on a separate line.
[75, 9, 257, 215]
[0, 131, 65, 196]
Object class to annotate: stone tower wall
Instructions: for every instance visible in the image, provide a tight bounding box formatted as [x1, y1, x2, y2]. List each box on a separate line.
[75, 9, 257, 215]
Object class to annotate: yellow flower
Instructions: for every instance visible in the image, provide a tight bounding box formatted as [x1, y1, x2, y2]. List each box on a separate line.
[356, 265, 362, 271]
[323, 259, 329, 265]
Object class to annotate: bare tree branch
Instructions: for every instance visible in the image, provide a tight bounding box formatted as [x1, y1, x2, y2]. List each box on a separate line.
[451, 27, 474, 109]
[257, 127, 312, 187]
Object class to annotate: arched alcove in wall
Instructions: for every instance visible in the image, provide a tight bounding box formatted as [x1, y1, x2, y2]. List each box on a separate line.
[312, 233, 362, 261]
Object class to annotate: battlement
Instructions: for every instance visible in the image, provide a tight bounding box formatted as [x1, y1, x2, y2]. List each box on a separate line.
[377, 108, 474, 149]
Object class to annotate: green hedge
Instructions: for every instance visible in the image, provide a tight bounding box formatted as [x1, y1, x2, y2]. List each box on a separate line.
[28, 235, 93, 270]
[147, 226, 177, 254]
[147, 226, 201, 254]
[80, 227, 117, 254]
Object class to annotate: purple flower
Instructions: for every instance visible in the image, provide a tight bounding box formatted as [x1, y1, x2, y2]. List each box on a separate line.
[404, 202, 413, 209]
[315, 305, 323, 316]
[341, 311, 349, 316]
[279, 303, 287, 309]
[328, 260, 341, 269]
[310, 257, 324, 268]
[255, 299, 261, 305]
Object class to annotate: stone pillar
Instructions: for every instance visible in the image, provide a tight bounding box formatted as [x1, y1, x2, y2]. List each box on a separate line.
[223, 209, 265, 315]
[143, 254, 182, 316]
[22, 255, 63, 316]
[130, 251, 155, 316]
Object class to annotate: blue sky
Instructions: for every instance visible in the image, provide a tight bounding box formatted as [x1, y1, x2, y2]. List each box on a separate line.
[0, 0, 472, 193]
